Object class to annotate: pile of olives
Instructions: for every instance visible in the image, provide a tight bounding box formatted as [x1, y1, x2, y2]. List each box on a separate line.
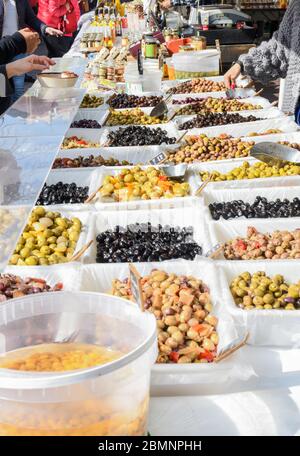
[96, 223, 202, 263]
[100, 166, 190, 201]
[80, 94, 104, 108]
[223, 226, 300, 261]
[106, 108, 166, 126]
[108, 94, 162, 109]
[200, 161, 300, 182]
[176, 98, 262, 116]
[106, 126, 177, 147]
[53, 155, 132, 169]
[209, 196, 300, 220]
[167, 135, 254, 163]
[230, 271, 300, 310]
[36, 182, 89, 205]
[167, 78, 225, 94]
[10, 207, 82, 266]
[178, 113, 261, 130]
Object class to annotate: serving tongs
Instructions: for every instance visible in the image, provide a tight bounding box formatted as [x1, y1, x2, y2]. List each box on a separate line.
[250, 142, 300, 167]
[149, 93, 172, 118]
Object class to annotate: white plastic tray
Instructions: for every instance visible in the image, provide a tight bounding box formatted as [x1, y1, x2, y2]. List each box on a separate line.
[202, 184, 300, 223]
[55, 145, 165, 167]
[172, 96, 271, 114]
[99, 123, 180, 150]
[195, 158, 300, 189]
[162, 74, 251, 92]
[175, 113, 297, 137]
[8, 209, 90, 267]
[4, 263, 82, 293]
[219, 261, 300, 347]
[173, 107, 291, 132]
[72, 108, 109, 126]
[171, 88, 256, 102]
[83, 206, 207, 264]
[206, 217, 300, 258]
[90, 166, 198, 211]
[79, 260, 247, 394]
[40, 168, 97, 211]
[62, 129, 103, 148]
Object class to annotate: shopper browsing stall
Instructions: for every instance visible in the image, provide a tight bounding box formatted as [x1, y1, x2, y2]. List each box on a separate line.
[224, 0, 300, 122]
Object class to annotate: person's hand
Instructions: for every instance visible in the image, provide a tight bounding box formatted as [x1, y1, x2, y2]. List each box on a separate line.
[6, 55, 55, 78]
[18, 27, 40, 53]
[45, 27, 64, 37]
[159, 0, 172, 10]
[224, 63, 242, 89]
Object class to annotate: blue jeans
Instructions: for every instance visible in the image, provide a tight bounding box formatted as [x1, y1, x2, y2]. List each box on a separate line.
[11, 53, 27, 102]
[295, 99, 300, 125]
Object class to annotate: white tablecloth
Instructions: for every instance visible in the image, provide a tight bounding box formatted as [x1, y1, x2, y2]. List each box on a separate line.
[149, 386, 300, 436]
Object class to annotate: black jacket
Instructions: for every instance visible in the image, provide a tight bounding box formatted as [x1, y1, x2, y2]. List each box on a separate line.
[0, 32, 26, 114]
[0, 0, 47, 38]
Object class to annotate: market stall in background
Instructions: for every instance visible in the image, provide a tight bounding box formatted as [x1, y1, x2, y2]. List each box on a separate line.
[1, 0, 299, 437]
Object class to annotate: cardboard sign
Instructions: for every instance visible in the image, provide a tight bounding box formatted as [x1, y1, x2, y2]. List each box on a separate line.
[129, 264, 145, 311]
[148, 152, 168, 166]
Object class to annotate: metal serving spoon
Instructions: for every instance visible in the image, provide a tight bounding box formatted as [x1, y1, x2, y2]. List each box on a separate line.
[160, 163, 188, 182]
[149, 93, 172, 118]
[250, 141, 300, 167]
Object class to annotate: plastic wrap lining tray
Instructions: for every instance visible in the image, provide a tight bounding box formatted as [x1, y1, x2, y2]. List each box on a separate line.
[201, 184, 300, 223]
[83, 206, 208, 264]
[219, 261, 300, 347]
[79, 260, 244, 395]
[205, 218, 300, 259]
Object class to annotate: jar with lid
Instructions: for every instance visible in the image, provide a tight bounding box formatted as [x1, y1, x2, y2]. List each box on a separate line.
[106, 60, 115, 81]
[95, 34, 103, 49]
[91, 63, 100, 81]
[191, 36, 206, 51]
[171, 29, 179, 39]
[99, 62, 107, 79]
[114, 63, 125, 82]
[144, 32, 160, 59]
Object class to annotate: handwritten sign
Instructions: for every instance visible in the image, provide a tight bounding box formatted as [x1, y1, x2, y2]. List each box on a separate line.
[129, 264, 145, 311]
[148, 152, 168, 166]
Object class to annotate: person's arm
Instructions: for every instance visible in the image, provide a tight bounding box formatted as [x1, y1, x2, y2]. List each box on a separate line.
[23, 0, 67, 36]
[0, 64, 13, 97]
[235, 0, 295, 84]
[0, 33, 27, 65]
[23, 0, 48, 34]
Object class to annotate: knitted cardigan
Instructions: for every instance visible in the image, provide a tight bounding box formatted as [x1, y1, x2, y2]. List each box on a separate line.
[239, 0, 300, 113]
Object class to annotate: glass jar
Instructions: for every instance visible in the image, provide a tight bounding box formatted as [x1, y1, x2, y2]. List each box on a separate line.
[144, 32, 159, 59]
[106, 61, 115, 81]
[99, 62, 107, 79]
[191, 36, 206, 51]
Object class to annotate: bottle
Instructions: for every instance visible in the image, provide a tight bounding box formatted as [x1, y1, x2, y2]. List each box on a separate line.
[109, 7, 116, 43]
[116, 13, 122, 37]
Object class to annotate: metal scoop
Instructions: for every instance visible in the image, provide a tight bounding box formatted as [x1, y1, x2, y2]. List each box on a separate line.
[250, 141, 300, 167]
[161, 163, 188, 182]
[149, 93, 172, 118]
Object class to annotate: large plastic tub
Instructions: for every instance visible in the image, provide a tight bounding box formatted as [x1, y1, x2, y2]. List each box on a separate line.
[173, 50, 220, 79]
[0, 292, 157, 436]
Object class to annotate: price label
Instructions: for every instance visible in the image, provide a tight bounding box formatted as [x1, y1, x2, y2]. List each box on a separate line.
[148, 152, 168, 166]
[129, 264, 145, 311]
